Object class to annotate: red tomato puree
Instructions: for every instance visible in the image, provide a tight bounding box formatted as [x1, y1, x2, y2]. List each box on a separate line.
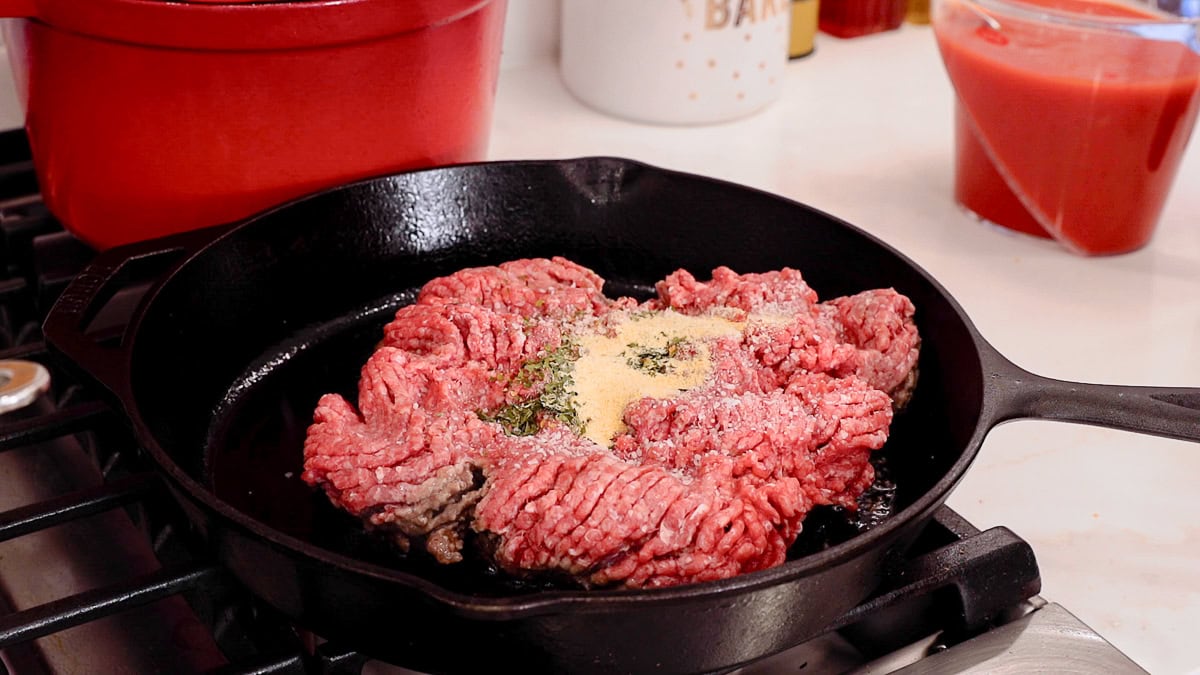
[935, 0, 1200, 254]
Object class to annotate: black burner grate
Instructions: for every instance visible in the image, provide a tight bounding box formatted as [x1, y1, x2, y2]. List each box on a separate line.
[0, 129, 1040, 675]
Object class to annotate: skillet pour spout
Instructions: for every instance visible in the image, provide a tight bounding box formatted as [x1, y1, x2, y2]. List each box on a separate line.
[39, 157, 1200, 673]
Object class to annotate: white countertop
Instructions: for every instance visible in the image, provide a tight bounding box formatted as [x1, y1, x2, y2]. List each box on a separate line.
[487, 25, 1200, 675]
[0, 19, 1195, 675]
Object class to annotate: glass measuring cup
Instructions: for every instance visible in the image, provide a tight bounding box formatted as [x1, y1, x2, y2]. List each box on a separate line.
[933, 0, 1200, 255]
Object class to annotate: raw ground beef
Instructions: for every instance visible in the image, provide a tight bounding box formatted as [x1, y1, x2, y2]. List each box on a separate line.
[302, 257, 919, 588]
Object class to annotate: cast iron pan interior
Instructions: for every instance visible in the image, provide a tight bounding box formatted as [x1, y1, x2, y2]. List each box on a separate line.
[132, 158, 983, 582]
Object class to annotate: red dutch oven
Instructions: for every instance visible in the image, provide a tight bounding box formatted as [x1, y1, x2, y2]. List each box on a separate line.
[0, 0, 508, 250]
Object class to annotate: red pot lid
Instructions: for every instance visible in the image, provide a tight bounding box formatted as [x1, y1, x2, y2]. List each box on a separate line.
[3, 0, 498, 50]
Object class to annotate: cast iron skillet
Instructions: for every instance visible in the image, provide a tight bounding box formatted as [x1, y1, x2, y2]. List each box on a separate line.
[42, 158, 1200, 674]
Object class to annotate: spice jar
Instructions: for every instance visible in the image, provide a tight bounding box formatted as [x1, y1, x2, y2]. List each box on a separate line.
[818, 0, 907, 37]
[790, 0, 820, 58]
[907, 0, 931, 24]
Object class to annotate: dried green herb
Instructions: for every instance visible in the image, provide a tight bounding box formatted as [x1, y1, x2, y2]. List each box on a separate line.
[478, 339, 586, 436]
[623, 335, 691, 376]
[478, 399, 542, 436]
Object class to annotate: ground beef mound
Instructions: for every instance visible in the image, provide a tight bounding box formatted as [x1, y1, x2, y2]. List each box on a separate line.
[302, 257, 919, 588]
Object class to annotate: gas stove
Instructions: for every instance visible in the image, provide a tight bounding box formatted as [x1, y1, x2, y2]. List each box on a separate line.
[0, 129, 1146, 674]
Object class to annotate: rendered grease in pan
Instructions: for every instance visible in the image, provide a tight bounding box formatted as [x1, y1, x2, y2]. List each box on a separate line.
[853, 456, 898, 532]
[787, 455, 898, 559]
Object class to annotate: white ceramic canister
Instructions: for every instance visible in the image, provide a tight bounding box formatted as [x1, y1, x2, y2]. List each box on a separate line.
[560, 0, 791, 125]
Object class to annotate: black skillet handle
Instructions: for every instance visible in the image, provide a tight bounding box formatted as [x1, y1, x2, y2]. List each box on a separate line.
[42, 226, 224, 403]
[982, 347, 1200, 443]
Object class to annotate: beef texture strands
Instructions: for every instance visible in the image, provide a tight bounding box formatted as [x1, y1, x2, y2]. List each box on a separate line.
[302, 257, 920, 588]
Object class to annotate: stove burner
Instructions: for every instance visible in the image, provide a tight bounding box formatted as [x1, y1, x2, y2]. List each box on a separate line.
[0, 360, 49, 413]
[0, 129, 1142, 674]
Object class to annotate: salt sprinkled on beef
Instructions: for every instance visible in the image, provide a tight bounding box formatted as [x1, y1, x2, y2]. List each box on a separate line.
[302, 258, 919, 587]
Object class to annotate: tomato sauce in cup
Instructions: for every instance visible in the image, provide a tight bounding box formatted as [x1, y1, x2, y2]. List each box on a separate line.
[933, 0, 1200, 255]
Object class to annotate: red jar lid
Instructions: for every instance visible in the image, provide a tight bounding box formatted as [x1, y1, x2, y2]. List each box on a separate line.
[2, 0, 495, 50]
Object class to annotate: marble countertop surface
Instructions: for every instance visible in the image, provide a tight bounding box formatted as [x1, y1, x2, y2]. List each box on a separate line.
[485, 25, 1200, 675]
[0, 18, 1195, 675]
